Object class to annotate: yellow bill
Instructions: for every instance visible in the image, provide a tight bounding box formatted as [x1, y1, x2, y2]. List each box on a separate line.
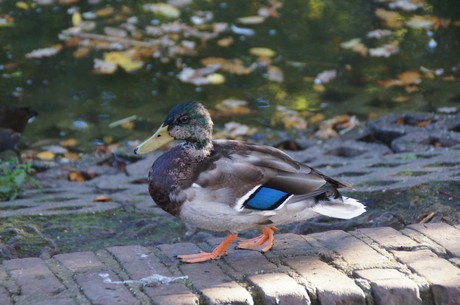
[134, 124, 174, 154]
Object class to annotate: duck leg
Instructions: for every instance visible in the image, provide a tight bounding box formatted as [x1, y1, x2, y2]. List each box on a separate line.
[177, 233, 238, 263]
[236, 226, 279, 252]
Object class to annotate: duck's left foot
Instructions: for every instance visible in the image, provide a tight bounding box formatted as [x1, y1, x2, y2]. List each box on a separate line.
[177, 233, 238, 263]
[236, 226, 278, 252]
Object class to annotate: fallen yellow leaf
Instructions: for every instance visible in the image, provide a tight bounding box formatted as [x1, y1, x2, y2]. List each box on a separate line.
[249, 47, 276, 58]
[60, 139, 78, 147]
[36, 151, 55, 160]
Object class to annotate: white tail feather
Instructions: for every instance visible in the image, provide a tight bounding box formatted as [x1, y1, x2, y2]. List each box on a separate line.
[311, 196, 366, 219]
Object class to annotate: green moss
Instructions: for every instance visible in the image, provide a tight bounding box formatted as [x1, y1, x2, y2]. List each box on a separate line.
[0, 209, 184, 263]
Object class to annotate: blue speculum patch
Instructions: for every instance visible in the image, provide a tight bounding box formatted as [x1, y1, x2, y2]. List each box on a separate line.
[244, 187, 291, 210]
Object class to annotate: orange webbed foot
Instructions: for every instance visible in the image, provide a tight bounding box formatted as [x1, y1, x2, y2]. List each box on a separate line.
[236, 226, 278, 252]
[177, 233, 238, 263]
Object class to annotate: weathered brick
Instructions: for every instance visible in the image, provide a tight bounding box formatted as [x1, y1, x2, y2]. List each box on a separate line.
[159, 242, 253, 305]
[408, 223, 460, 257]
[355, 269, 422, 305]
[248, 273, 310, 305]
[286, 255, 365, 305]
[75, 270, 140, 305]
[207, 237, 278, 275]
[107, 245, 198, 305]
[400, 228, 447, 255]
[157, 242, 201, 266]
[55, 251, 105, 272]
[357, 227, 418, 249]
[270, 233, 316, 257]
[310, 230, 389, 269]
[33, 297, 78, 305]
[0, 265, 7, 282]
[3, 257, 65, 296]
[0, 286, 13, 305]
[394, 249, 460, 305]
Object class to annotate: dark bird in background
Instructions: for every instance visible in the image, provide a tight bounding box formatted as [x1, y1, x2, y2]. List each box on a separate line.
[0, 105, 38, 159]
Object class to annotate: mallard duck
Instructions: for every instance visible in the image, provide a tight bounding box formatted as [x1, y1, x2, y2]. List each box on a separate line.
[134, 102, 365, 263]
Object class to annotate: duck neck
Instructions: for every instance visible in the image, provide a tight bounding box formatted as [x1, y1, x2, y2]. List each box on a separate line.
[183, 138, 213, 160]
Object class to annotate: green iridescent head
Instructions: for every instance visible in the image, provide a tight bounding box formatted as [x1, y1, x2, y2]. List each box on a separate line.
[135, 102, 213, 154]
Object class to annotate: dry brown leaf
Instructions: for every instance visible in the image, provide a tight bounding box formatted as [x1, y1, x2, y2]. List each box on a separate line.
[267, 65, 284, 83]
[73, 47, 90, 59]
[406, 15, 435, 29]
[25, 44, 63, 59]
[393, 96, 410, 103]
[96, 7, 115, 18]
[68, 171, 87, 182]
[375, 8, 404, 29]
[201, 57, 255, 75]
[217, 37, 234, 47]
[309, 113, 325, 124]
[213, 99, 250, 116]
[63, 152, 80, 161]
[60, 139, 78, 147]
[94, 195, 112, 202]
[398, 71, 422, 85]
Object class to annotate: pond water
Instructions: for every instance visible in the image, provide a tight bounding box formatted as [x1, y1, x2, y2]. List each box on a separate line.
[1, 0, 460, 151]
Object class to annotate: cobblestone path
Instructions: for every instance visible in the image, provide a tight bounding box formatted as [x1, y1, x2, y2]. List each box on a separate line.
[1, 222, 459, 305]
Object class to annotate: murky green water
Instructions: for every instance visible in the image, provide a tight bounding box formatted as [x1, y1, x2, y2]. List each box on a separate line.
[1, 0, 460, 150]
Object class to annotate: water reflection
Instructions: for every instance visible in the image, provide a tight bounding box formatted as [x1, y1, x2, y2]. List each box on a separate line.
[0, 0, 459, 151]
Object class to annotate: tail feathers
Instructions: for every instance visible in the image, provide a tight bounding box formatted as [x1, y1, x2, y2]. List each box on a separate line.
[311, 196, 366, 219]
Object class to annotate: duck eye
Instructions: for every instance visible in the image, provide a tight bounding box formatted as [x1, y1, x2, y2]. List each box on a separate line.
[178, 115, 190, 124]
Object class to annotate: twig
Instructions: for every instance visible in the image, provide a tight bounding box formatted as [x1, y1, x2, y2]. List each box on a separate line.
[61, 30, 161, 48]
[439, 190, 460, 200]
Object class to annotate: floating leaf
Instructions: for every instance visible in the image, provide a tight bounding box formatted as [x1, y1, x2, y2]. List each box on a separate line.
[380, 70, 422, 88]
[214, 99, 250, 116]
[375, 8, 403, 29]
[60, 139, 78, 147]
[267, 65, 284, 83]
[406, 15, 435, 29]
[143, 3, 181, 18]
[217, 37, 234, 47]
[206, 73, 225, 85]
[237, 16, 265, 25]
[177, 65, 220, 85]
[224, 122, 257, 137]
[25, 45, 63, 59]
[96, 7, 115, 17]
[93, 58, 117, 74]
[0, 15, 15, 27]
[366, 29, 392, 39]
[230, 24, 255, 36]
[73, 47, 90, 59]
[315, 70, 337, 84]
[72, 12, 82, 27]
[104, 27, 127, 38]
[16, 2, 30, 10]
[388, 0, 424, 11]
[109, 115, 137, 128]
[369, 42, 399, 57]
[249, 47, 276, 58]
[104, 51, 144, 73]
[201, 57, 256, 75]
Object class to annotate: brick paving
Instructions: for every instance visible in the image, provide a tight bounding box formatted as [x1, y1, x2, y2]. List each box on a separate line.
[1, 223, 459, 305]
